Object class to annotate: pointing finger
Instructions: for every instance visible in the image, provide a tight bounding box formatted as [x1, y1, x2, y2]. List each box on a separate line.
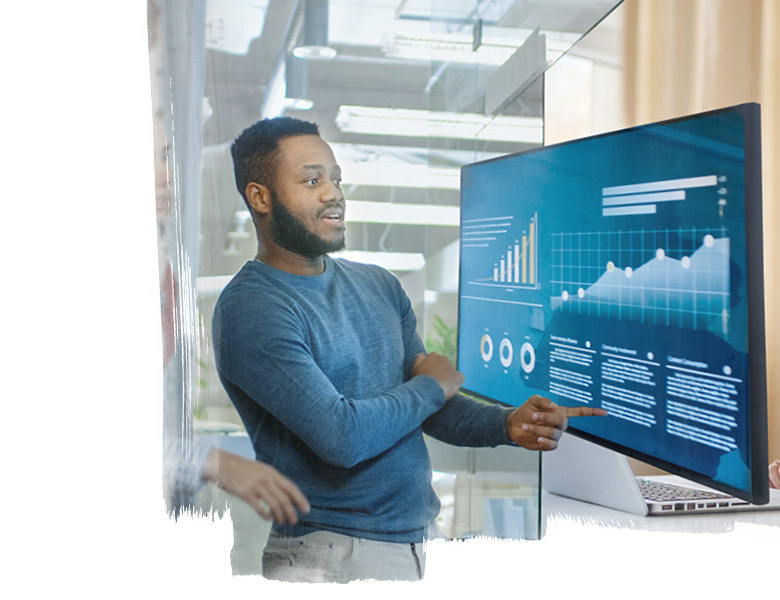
[527, 395, 558, 412]
[562, 406, 608, 418]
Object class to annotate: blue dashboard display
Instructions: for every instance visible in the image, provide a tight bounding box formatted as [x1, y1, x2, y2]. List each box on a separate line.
[457, 104, 767, 502]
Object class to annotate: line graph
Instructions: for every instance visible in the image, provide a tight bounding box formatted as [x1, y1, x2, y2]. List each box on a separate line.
[550, 227, 730, 333]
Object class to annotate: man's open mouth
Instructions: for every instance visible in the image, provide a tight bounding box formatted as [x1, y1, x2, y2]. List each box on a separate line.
[320, 207, 344, 222]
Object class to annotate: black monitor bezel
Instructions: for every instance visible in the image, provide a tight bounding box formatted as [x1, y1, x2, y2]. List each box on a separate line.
[456, 102, 769, 505]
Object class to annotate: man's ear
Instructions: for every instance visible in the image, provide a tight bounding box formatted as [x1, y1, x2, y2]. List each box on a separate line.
[245, 182, 271, 216]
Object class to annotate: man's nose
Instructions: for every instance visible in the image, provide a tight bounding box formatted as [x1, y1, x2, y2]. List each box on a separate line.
[321, 180, 343, 202]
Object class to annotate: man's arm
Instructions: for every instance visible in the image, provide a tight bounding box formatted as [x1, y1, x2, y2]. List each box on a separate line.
[398, 293, 607, 450]
[394, 288, 517, 448]
[422, 387, 608, 450]
[411, 352, 464, 398]
[422, 392, 515, 447]
[213, 293, 459, 470]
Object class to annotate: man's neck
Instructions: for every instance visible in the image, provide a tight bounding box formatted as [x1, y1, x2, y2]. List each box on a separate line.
[256, 246, 326, 276]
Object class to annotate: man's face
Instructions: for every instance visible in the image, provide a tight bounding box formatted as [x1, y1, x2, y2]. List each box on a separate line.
[266, 135, 346, 258]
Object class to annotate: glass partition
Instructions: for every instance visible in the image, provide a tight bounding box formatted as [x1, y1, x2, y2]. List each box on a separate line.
[151, 0, 625, 574]
[420, 0, 624, 541]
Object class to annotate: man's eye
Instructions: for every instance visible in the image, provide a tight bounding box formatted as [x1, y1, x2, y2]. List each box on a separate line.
[306, 178, 318, 185]
[334, 179, 342, 188]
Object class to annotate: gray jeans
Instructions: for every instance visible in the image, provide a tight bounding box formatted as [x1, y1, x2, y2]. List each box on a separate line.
[262, 529, 426, 583]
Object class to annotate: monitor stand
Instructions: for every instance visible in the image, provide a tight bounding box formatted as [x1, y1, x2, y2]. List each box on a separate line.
[542, 431, 649, 516]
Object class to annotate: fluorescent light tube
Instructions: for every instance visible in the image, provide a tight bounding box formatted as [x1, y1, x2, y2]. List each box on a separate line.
[196, 275, 234, 296]
[332, 250, 426, 271]
[338, 159, 460, 190]
[382, 24, 578, 66]
[345, 200, 459, 226]
[195, 250, 427, 295]
[336, 105, 542, 144]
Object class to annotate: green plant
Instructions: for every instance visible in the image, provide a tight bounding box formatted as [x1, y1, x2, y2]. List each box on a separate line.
[196, 357, 209, 391]
[425, 314, 458, 364]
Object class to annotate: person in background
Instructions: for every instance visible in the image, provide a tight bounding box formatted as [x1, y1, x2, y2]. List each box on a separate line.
[151, 107, 309, 524]
[163, 440, 309, 523]
[151, 104, 310, 524]
[148, 4, 309, 524]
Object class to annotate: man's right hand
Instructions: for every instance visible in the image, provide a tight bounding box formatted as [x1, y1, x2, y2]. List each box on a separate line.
[412, 352, 464, 399]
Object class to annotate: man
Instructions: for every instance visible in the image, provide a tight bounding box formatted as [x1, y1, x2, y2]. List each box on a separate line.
[212, 116, 606, 583]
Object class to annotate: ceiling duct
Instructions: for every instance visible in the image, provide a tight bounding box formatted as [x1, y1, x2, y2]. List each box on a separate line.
[284, 53, 313, 110]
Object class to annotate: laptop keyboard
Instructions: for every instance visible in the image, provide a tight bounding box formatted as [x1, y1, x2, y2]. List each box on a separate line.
[637, 478, 731, 502]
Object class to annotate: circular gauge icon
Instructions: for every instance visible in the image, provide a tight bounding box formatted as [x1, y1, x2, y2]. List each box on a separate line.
[520, 342, 536, 374]
[499, 338, 513, 368]
[480, 334, 494, 362]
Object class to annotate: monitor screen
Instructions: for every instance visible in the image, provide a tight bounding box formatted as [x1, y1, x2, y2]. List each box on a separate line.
[457, 103, 768, 504]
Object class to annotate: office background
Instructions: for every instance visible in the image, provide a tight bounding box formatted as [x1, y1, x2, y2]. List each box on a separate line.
[148, 0, 780, 579]
[151, 0, 779, 479]
[3, 0, 778, 597]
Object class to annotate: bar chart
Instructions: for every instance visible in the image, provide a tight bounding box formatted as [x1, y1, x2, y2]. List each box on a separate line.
[601, 174, 723, 217]
[462, 212, 539, 291]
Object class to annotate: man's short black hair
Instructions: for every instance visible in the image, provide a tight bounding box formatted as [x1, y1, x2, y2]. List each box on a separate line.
[230, 116, 320, 207]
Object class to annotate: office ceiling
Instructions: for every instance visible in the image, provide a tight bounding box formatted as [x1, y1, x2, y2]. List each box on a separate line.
[197, 0, 623, 278]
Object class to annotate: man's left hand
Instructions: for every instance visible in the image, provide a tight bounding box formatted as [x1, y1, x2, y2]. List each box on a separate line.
[505, 395, 607, 451]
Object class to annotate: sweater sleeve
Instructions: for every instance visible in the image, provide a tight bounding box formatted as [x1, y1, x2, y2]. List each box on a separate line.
[213, 289, 446, 470]
[391, 276, 514, 448]
[422, 392, 515, 447]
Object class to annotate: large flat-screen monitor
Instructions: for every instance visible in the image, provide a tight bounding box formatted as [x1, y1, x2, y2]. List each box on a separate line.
[457, 103, 768, 504]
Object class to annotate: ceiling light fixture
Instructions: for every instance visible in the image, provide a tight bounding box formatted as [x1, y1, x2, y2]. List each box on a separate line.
[236, 199, 459, 227]
[345, 200, 459, 226]
[335, 105, 543, 144]
[382, 24, 577, 66]
[196, 275, 234, 296]
[332, 250, 426, 272]
[339, 159, 460, 190]
[196, 251, 426, 294]
[383, 32, 517, 66]
[293, 0, 337, 60]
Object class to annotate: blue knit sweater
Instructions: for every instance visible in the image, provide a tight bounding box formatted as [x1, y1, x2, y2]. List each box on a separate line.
[212, 257, 513, 542]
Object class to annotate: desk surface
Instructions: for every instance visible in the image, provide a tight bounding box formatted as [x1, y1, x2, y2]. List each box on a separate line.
[543, 483, 780, 534]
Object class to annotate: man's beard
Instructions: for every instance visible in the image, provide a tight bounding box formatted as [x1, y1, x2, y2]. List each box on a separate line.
[269, 190, 345, 259]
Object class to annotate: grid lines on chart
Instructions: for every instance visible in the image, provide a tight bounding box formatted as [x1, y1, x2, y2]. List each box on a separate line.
[550, 227, 730, 331]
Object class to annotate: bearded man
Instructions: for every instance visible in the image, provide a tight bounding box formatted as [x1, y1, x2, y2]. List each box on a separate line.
[212, 117, 605, 583]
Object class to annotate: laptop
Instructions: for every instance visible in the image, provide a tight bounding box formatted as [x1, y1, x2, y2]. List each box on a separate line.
[543, 432, 780, 516]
